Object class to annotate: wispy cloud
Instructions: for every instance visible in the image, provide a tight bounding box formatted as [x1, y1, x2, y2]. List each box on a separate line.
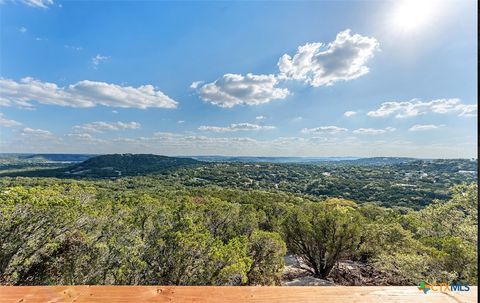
[0, 77, 178, 109]
[457, 104, 478, 117]
[3, 129, 475, 158]
[409, 124, 442, 131]
[67, 133, 93, 140]
[73, 121, 141, 133]
[65, 44, 83, 51]
[353, 127, 396, 135]
[20, 0, 53, 8]
[18, 26, 27, 33]
[67, 133, 105, 144]
[0, 113, 22, 127]
[199, 122, 276, 132]
[21, 127, 52, 137]
[190, 81, 204, 89]
[368, 99, 477, 118]
[301, 126, 348, 134]
[92, 54, 109, 69]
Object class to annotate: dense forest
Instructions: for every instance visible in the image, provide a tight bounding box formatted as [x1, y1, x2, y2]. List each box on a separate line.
[1, 154, 477, 209]
[0, 154, 477, 285]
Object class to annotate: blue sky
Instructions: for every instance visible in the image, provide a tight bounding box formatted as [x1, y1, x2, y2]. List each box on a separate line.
[0, 0, 477, 157]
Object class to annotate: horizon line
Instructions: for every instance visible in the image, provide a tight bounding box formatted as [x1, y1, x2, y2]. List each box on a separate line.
[0, 152, 477, 160]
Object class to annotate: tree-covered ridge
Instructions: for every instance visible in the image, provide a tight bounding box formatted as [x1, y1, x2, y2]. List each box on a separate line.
[0, 177, 477, 286]
[65, 154, 200, 177]
[19, 154, 94, 162]
[0, 154, 201, 178]
[0, 156, 476, 209]
[173, 159, 477, 209]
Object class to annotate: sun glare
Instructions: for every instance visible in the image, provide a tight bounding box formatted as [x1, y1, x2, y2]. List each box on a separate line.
[391, 0, 436, 32]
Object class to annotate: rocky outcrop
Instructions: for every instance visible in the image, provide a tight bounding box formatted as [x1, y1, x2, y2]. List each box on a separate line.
[282, 255, 395, 286]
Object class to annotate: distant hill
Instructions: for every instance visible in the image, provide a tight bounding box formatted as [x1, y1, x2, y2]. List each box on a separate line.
[190, 156, 360, 163]
[340, 157, 418, 165]
[64, 154, 201, 178]
[1, 154, 200, 178]
[19, 153, 95, 162]
[188, 156, 419, 165]
[0, 154, 423, 166]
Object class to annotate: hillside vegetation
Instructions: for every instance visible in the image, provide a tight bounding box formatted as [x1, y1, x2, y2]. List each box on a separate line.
[0, 155, 476, 209]
[64, 154, 200, 177]
[0, 154, 477, 285]
[0, 178, 477, 285]
[0, 154, 200, 178]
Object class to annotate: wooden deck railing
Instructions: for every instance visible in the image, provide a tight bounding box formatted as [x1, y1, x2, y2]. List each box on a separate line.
[0, 286, 477, 303]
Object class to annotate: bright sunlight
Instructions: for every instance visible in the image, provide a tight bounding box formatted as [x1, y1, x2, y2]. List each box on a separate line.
[391, 0, 437, 32]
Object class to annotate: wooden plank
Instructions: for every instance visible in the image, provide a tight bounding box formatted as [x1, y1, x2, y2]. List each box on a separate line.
[0, 286, 477, 303]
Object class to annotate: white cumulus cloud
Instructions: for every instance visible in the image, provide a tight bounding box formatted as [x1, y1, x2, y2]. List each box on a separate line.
[199, 122, 276, 132]
[301, 126, 348, 134]
[0, 77, 178, 109]
[196, 73, 290, 108]
[195, 30, 379, 107]
[367, 98, 477, 118]
[353, 127, 396, 135]
[278, 29, 379, 87]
